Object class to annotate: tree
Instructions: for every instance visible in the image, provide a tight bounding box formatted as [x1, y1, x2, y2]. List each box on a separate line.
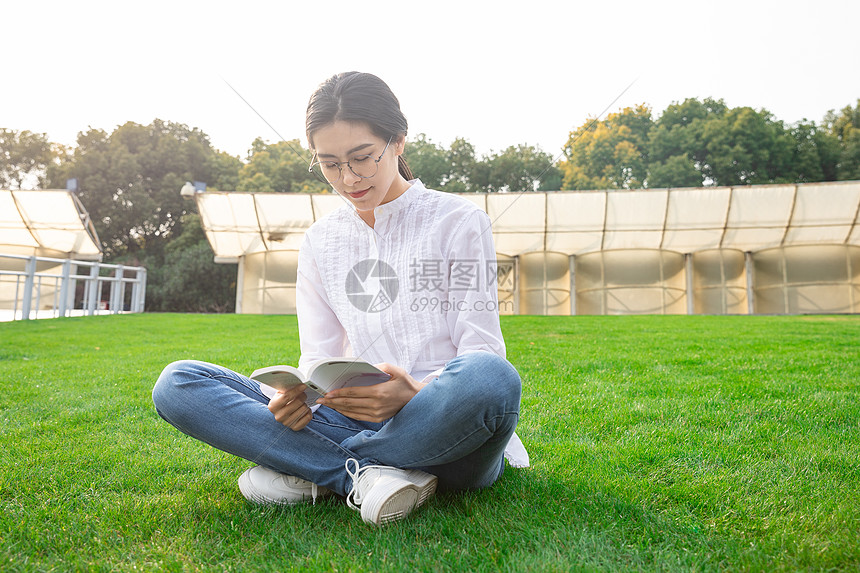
[207, 150, 244, 192]
[646, 98, 725, 187]
[701, 106, 794, 185]
[444, 137, 478, 192]
[0, 129, 54, 189]
[404, 134, 450, 189]
[788, 120, 839, 183]
[405, 135, 560, 193]
[647, 98, 799, 187]
[47, 119, 240, 259]
[483, 144, 561, 193]
[237, 138, 326, 193]
[647, 154, 702, 188]
[143, 213, 237, 313]
[825, 100, 860, 180]
[560, 104, 652, 190]
[536, 161, 564, 191]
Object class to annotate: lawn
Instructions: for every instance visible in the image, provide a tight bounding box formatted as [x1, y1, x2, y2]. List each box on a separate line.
[1, 313, 858, 571]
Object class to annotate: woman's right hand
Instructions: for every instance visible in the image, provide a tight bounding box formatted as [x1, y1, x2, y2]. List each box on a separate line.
[267, 384, 313, 431]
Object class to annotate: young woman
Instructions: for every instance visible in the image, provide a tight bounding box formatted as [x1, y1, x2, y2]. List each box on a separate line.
[152, 71, 526, 526]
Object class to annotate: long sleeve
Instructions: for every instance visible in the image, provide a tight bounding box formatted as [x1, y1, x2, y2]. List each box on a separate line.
[296, 233, 350, 372]
[444, 209, 506, 359]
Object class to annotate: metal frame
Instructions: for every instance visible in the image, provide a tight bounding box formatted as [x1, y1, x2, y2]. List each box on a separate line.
[0, 254, 146, 321]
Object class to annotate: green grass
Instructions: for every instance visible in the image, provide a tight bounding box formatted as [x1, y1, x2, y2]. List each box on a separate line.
[1, 313, 858, 572]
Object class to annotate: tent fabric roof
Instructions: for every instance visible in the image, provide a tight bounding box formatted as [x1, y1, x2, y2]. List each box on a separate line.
[0, 190, 102, 259]
[195, 181, 860, 260]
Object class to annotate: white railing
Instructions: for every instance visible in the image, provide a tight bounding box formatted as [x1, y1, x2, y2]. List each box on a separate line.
[0, 254, 147, 321]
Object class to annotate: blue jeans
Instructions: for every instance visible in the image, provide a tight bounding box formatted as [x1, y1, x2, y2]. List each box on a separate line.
[152, 351, 521, 497]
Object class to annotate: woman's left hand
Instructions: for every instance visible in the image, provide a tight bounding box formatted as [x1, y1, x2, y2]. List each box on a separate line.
[315, 362, 425, 423]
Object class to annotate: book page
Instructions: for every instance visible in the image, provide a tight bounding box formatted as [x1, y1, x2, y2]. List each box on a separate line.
[306, 358, 390, 394]
[250, 365, 324, 407]
[250, 365, 305, 392]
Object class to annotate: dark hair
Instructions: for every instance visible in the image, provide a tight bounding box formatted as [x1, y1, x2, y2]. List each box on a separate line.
[306, 71, 413, 180]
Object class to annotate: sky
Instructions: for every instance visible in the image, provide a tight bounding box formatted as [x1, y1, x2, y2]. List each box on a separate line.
[4, 0, 860, 164]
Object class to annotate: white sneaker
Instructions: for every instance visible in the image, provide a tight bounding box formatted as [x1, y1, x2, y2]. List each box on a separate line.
[238, 466, 331, 505]
[345, 458, 438, 525]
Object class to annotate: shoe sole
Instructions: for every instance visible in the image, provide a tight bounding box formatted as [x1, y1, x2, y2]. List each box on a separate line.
[404, 470, 438, 507]
[361, 476, 420, 525]
[360, 473, 438, 525]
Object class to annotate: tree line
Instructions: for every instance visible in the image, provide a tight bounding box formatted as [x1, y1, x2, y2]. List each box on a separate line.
[1, 97, 858, 312]
[562, 98, 859, 189]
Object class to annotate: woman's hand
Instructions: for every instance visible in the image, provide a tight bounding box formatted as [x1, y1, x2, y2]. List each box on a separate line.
[267, 383, 313, 431]
[315, 363, 425, 423]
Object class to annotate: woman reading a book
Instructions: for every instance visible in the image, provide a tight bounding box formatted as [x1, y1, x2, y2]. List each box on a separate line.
[152, 72, 526, 526]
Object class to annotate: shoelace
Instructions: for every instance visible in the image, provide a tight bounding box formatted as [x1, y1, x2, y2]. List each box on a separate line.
[284, 473, 321, 505]
[345, 458, 389, 511]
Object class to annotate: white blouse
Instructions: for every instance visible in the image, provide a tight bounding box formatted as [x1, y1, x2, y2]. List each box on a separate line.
[294, 179, 529, 467]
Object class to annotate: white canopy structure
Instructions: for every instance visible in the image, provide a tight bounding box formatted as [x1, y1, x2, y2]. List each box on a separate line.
[193, 181, 860, 316]
[1, 190, 146, 321]
[0, 189, 102, 260]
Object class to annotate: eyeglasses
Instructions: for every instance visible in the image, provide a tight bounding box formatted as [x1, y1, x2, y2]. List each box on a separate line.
[308, 137, 393, 184]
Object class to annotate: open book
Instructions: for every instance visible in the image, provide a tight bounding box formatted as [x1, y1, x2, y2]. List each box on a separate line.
[250, 357, 391, 406]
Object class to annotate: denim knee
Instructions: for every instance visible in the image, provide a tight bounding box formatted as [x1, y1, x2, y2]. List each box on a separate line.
[151, 359, 198, 422]
[447, 351, 522, 408]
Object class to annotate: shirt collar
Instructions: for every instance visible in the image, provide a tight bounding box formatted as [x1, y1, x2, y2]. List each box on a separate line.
[348, 179, 425, 227]
[374, 179, 424, 219]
